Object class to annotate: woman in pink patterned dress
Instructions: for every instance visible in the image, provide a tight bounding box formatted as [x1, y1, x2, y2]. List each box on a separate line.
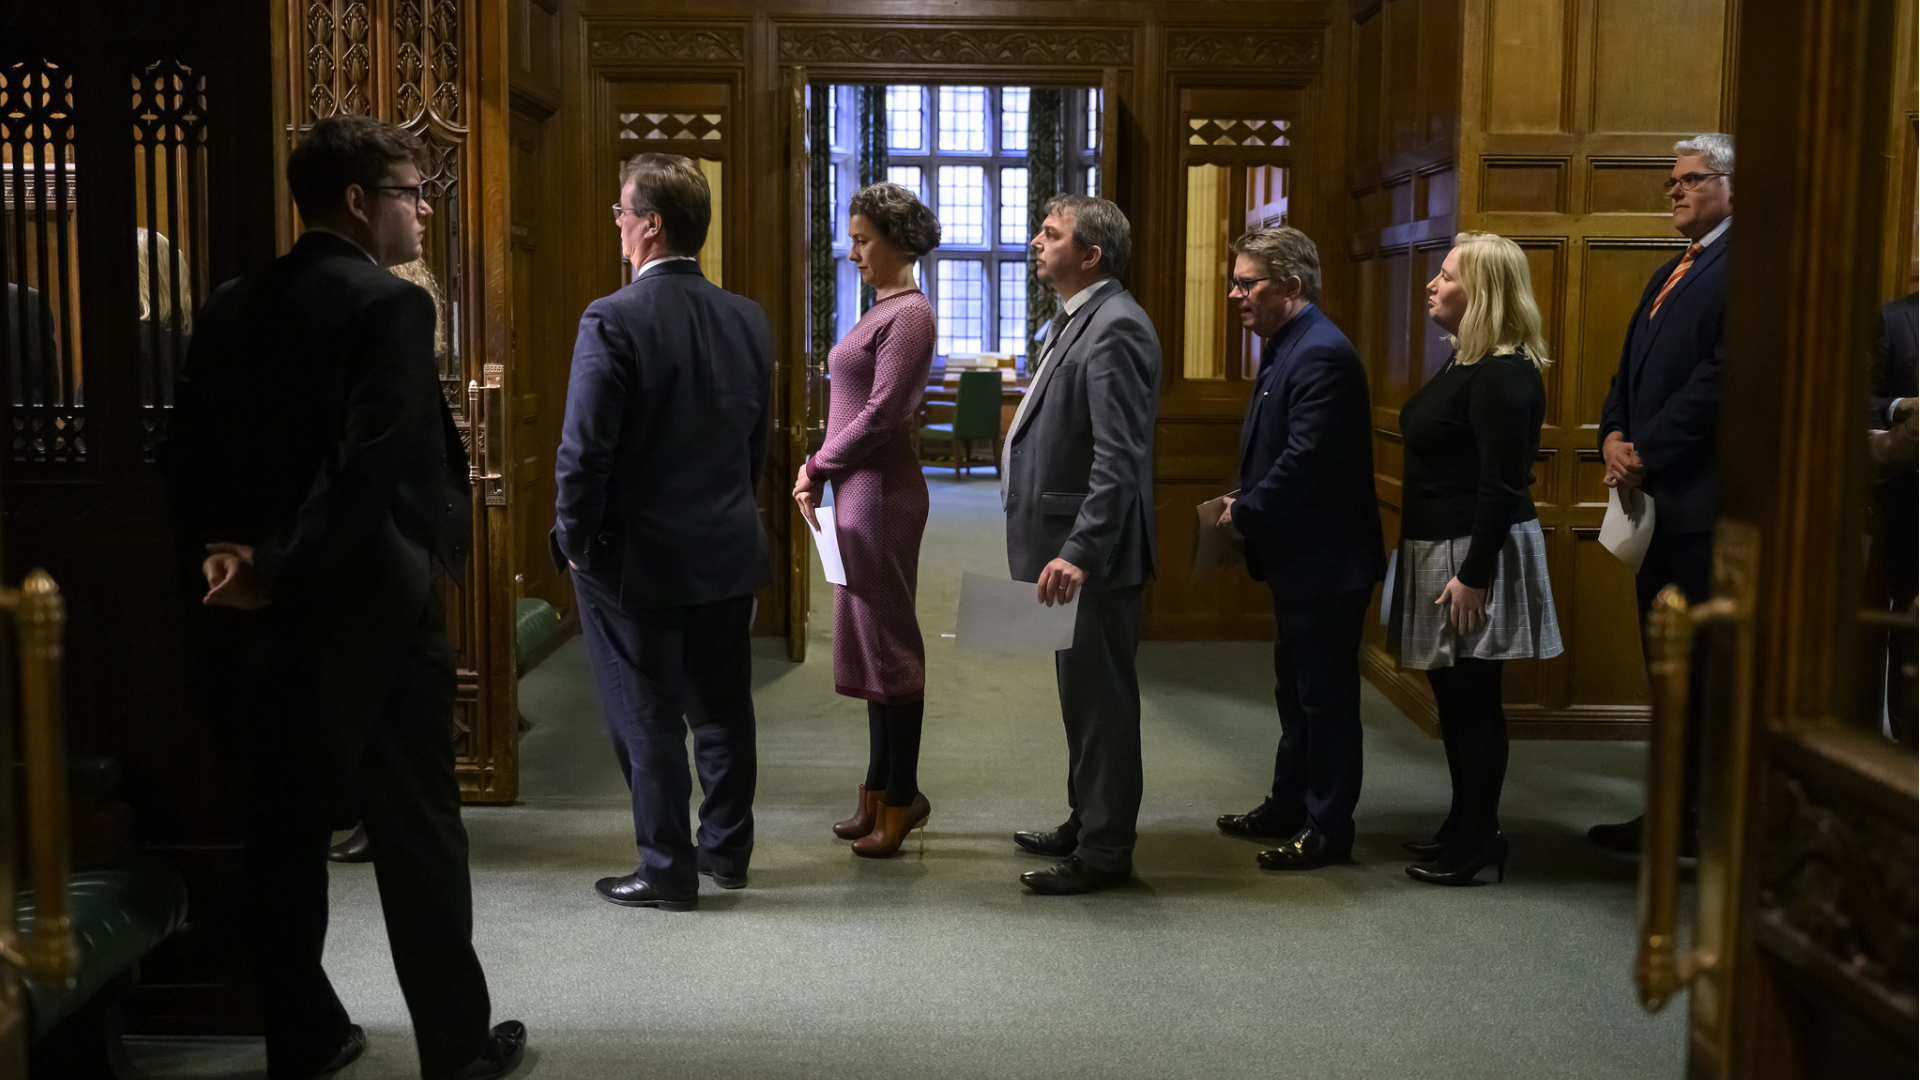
[794, 183, 941, 859]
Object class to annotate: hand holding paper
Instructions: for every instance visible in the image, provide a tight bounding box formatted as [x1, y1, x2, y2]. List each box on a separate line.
[1599, 486, 1655, 572]
[956, 571, 1078, 653]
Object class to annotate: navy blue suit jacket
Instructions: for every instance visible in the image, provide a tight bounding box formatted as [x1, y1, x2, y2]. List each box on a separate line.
[1228, 305, 1386, 602]
[1598, 233, 1730, 536]
[553, 260, 772, 607]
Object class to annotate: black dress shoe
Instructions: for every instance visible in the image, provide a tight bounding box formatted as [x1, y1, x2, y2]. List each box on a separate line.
[1020, 854, 1130, 895]
[1012, 828, 1077, 858]
[699, 865, 748, 890]
[1402, 838, 1449, 860]
[1406, 834, 1508, 886]
[328, 825, 373, 863]
[1216, 807, 1304, 841]
[320, 1024, 366, 1075]
[1256, 826, 1352, 871]
[594, 873, 697, 911]
[436, 1020, 528, 1080]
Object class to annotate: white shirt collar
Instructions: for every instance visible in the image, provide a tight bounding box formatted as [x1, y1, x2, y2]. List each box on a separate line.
[1059, 277, 1115, 316]
[1693, 216, 1732, 249]
[305, 226, 378, 264]
[637, 254, 700, 279]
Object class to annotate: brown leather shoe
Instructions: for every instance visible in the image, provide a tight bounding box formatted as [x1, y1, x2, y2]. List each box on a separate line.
[852, 793, 931, 858]
[833, 785, 885, 840]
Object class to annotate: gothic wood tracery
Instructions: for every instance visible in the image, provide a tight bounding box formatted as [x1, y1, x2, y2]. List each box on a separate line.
[1164, 29, 1324, 71]
[777, 26, 1132, 67]
[587, 25, 746, 63]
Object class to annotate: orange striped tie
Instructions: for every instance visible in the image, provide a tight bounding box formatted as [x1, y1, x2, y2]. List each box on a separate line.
[1649, 243, 1703, 319]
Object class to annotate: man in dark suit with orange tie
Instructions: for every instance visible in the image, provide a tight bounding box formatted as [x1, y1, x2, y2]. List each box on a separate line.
[1591, 133, 1735, 853]
[1213, 227, 1385, 871]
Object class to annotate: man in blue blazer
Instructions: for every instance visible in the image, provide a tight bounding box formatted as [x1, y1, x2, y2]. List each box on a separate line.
[1593, 133, 1735, 853]
[554, 153, 772, 909]
[1215, 227, 1385, 871]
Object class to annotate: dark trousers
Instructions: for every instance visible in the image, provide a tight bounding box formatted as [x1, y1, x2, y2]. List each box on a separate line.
[574, 571, 757, 894]
[1054, 582, 1145, 874]
[1265, 583, 1372, 848]
[1636, 529, 1714, 816]
[232, 609, 491, 1080]
[1425, 657, 1508, 847]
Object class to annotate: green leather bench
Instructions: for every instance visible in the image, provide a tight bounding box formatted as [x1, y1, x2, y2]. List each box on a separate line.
[17, 858, 188, 1042]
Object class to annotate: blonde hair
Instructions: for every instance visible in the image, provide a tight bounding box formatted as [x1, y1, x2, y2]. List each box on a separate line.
[136, 227, 192, 332]
[388, 258, 448, 358]
[1446, 231, 1550, 370]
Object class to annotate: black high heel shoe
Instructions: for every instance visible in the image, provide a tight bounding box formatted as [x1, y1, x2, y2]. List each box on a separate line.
[1401, 838, 1448, 860]
[1405, 833, 1508, 886]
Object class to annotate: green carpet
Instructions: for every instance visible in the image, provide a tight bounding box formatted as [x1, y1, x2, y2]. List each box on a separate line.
[130, 471, 1683, 1079]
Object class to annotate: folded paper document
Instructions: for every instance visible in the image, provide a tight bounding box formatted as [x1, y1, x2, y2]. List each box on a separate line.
[955, 571, 1079, 653]
[1599, 487, 1655, 572]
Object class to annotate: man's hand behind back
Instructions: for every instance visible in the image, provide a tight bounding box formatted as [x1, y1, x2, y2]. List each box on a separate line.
[203, 543, 269, 609]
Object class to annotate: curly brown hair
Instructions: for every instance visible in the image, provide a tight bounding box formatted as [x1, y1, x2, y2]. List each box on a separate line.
[848, 182, 942, 257]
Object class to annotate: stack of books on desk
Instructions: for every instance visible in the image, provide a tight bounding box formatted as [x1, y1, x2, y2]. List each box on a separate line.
[941, 352, 1019, 384]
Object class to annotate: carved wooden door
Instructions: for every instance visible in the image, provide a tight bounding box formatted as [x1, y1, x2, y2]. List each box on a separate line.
[1629, 0, 1917, 1073]
[278, 0, 519, 803]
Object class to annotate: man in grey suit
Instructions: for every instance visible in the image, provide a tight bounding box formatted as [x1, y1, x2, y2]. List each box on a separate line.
[1003, 195, 1162, 895]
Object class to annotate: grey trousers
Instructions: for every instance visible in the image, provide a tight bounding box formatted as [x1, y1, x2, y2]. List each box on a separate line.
[1054, 582, 1145, 874]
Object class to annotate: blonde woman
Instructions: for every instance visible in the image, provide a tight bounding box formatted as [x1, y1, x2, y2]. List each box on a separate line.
[1388, 231, 1563, 886]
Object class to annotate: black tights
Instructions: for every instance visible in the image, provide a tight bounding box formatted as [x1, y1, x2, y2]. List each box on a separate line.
[1425, 658, 1508, 852]
[862, 700, 925, 806]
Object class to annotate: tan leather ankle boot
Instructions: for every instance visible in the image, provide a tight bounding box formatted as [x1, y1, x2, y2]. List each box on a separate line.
[852, 793, 931, 858]
[832, 785, 884, 840]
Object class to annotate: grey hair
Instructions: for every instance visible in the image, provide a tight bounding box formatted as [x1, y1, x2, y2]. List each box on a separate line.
[1044, 194, 1131, 280]
[1674, 133, 1734, 176]
[1230, 226, 1322, 304]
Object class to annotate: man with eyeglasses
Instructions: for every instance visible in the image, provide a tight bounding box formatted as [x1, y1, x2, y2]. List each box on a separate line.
[167, 115, 527, 1079]
[555, 153, 771, 911]
[1210, 226, 1384, 872]
[1592, 133, 1736, 856]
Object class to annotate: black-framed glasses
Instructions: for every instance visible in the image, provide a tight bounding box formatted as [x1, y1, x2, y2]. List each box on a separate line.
[1228, 276, 1271, 295]
[1662, 172, 1730, 194]
[373, 184, 425, 206]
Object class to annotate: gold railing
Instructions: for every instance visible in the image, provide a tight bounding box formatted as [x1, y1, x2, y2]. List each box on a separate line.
[0, 570, 78, 989]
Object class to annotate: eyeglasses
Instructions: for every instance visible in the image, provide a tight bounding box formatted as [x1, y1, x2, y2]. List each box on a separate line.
[612, 204, 658, 222]
[1228, 276, 1271, 295]
[373, 184, 425, 206]
[1662, 172, 1730, 194]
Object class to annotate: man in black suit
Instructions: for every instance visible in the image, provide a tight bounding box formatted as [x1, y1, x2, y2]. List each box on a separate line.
[1592, 133, 1735, 853]
[1869, 291, 1918, 742]
[167, 116, 524, 1080]
[1213, 227, 1385, 871]
[1003, 195, 1162, 895]
[554, 152, 771, 912]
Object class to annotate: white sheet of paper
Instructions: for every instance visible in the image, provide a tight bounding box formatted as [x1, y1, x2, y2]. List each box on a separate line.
[808, 480, 848, 586]
[955, 571, 1079, 654]
[1379, 549, 1398, 626]
[1599, 487, 1656, 572]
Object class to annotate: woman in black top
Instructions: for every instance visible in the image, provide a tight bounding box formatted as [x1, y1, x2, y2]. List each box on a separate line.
[1388, 231, 1563, 885]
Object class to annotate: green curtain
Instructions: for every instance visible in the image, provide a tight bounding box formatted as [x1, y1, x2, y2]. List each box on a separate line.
[808, 85, 833, 375]
[856, 85, 889, 313]
[1025, 88, 1068, 370]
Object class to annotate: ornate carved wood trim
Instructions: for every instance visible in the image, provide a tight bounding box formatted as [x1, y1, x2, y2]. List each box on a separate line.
[776, 26, 1130, 67]
[587, 25, 746, 64]
[1756, 769, 1918, 1032]
[1164, 29, 1323, 72]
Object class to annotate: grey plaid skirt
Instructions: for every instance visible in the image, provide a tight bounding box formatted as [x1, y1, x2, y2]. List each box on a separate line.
[1386, 520, 1564, 671]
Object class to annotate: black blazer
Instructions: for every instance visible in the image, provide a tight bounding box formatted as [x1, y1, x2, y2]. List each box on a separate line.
[553, 259, 773, 608]
[1870, 292, 1918, 426]
[167, 231, 470, 629]
[1598, 231, 1731, 536]
[1229, 305, 1385, 600]
[1002, 283, 1161, 588]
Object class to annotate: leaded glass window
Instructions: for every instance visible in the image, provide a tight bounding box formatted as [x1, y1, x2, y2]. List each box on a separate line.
[998, 262, 1028, 358]
[1000, 87, 1030, 152]
[937, 260, 986, 355]
[886, 165, 924, 202]
[886, 86, 924, 152]
[936, 86, 988, 154]
[999, 167, 1028, 247]
[938, 166, 986, 246]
